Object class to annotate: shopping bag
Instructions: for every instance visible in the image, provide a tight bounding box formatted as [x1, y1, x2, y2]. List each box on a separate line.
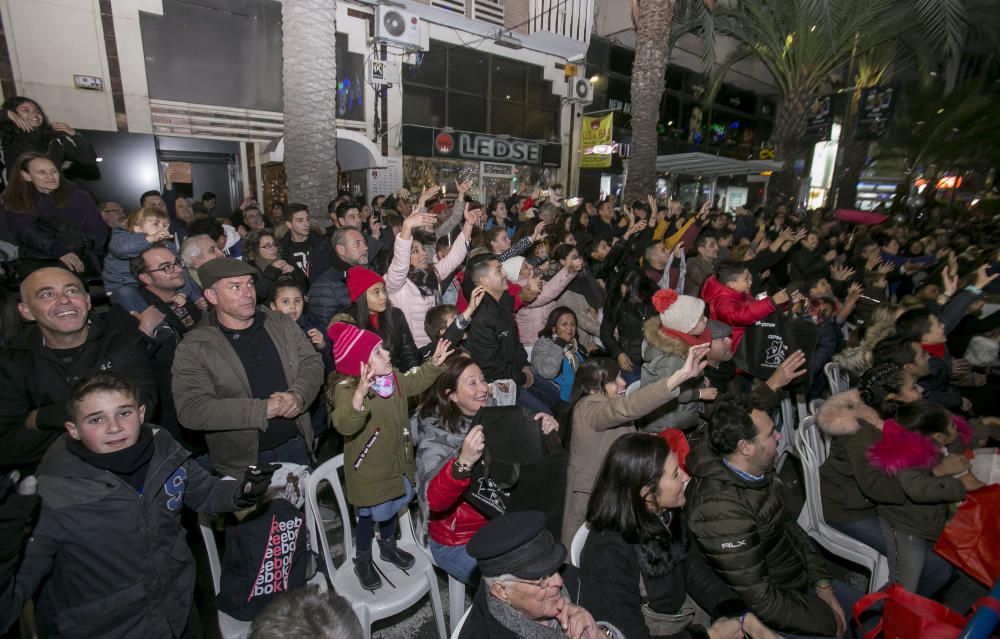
[934, 484, 1000, 586]
[852, 583, 965, 639]
[734, 308, 821, 386]
[462, 406, 568, 538]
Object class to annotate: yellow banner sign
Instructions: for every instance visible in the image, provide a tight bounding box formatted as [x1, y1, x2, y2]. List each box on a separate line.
[580, 113, 613, 169]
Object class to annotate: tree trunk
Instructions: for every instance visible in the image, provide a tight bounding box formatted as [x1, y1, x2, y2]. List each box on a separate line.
[282, 0, 339, 222]
[623, 0, 676, 203]
[770, 85, 812, 209]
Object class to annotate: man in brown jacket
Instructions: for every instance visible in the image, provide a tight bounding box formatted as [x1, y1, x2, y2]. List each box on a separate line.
[172, 259, 323, 477]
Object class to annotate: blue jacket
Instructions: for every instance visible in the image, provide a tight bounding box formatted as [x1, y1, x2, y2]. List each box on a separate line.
[304, 257, 352, 332]
[102, 228, 154, 291]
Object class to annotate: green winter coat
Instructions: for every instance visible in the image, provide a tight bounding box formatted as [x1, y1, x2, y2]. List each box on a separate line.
[685, 442, 837, 637]
[331, 360, 444, 507]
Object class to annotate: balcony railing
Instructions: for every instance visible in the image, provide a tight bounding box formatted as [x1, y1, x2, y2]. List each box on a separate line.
[528, 0, 592, 44]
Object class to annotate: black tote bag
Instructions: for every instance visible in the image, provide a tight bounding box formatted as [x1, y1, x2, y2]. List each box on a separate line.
[462, 406, 569, 538]
[734, 308, 822, 389]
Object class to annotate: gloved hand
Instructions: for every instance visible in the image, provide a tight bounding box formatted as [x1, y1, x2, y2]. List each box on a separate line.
[234, 463, 280, 507]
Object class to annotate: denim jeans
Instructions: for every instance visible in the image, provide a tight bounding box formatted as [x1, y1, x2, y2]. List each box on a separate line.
[429, 539, 479, 586]
[779, 580, 863, 639]
[879, 518, 954, 597]
[830, 516, 953, 598]
[257, 435, 311, 467]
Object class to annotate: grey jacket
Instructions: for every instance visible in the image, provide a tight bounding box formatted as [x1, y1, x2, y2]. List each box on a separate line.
[0, 428, 241, 638]
[171, 307, 324, 477]
[639, 317, 702, 432]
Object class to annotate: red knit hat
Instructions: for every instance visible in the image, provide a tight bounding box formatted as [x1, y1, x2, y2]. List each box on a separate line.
[346, 266, 385, 303]
[327, 322, 382, 376]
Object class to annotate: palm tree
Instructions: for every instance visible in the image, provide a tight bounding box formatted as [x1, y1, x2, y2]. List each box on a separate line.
[623, 0, 680, 203]
[282, 0, 340, 221]
[706, 0, 971, 207]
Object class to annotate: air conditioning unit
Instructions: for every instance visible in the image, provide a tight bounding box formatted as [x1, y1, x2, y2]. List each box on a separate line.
[376, 5, 422, 50]
[566, 74, 593, 104]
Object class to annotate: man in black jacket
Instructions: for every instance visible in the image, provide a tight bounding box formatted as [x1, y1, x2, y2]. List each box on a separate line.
[279, 203, 332, 280]
[463, 254, 553, 413]
[305, 227, 369, 331]
[0, 267, 157, 473]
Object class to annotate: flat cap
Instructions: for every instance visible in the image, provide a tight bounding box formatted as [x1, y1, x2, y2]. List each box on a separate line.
[467, 511, 567, 579]
[198, 258, 256, 291]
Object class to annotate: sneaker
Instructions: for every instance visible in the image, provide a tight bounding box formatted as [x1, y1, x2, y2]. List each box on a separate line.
[378, 538, 415, 570]
[353, 551, 382, 591]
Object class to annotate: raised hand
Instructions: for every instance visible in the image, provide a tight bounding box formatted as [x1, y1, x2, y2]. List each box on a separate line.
[673, 241, 685, 258]
[352, 361, 376, 410]
[464, 285, 488, 318]
[974, 263, 998, 290]
[678, 343, 711, 380]
[432, 339, 455, 366]
[529, 222, 548, 243]
[767, 350, 808, 390]
[59, 252, 85, 272]
[534, 413, 559, 434]
[463, 202, 482, 227]
[458, 424, 486, 467]
[401, 212, 438, 239]
[847, 282, 864, 298]
[5, 109, 32, 132]
[50, 122, 77, 136]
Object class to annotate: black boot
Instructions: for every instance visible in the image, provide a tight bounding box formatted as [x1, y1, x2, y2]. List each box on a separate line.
[353, 550, 382, 591]
[378, 537, 415, 570]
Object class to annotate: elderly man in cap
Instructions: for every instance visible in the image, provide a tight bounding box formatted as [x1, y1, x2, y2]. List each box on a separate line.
[461, 511, 619, 639]
[172, 258, 323, 477]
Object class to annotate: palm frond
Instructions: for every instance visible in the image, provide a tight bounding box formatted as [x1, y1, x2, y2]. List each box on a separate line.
[914, 0, 968, 59]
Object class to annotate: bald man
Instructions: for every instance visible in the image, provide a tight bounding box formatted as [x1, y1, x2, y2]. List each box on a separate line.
[0, 267, 157, 472]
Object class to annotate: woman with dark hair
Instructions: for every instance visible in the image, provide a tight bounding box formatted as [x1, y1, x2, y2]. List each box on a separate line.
[243, 230, 308, 304]
[580, 433, 778, 639]
[412, 355, 558, 584]
[333, 266, 420, 372]
[530, 306, 585, 402]
[816, 364, 954, 597]
[1, 151, 106, 276]
[1, 97, 96, 178]
[600, 268, 659, 384]
[561, 345, 709, 546]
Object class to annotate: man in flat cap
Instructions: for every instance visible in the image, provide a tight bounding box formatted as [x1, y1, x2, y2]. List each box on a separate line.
[461, 511, 619, 639]
[172, 258, 323, 477]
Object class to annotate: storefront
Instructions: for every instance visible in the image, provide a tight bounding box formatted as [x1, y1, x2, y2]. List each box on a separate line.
[401, 125, 562, 204]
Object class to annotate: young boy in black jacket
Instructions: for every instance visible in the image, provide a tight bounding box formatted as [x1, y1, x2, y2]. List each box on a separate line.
[0, 372, 276, 638]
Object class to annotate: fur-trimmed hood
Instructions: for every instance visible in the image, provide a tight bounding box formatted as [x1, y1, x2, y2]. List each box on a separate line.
[867, 417, 972, 476]
[642, 316, 689, 360]
[817, 390, 882, 437]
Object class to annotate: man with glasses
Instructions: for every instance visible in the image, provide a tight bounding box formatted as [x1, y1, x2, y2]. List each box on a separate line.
[462, 511, 620, 639]
[121, 246, 205, 454]
[98, 201, 126, 229]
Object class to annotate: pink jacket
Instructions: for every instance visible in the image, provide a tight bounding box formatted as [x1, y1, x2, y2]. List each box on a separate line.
[385, 233, 469, 347]
[514, 267, 575, 347]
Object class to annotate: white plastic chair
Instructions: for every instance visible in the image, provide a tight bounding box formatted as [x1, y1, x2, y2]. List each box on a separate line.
[775, 394, 796, 473]
[407, 505, 468, 637]
[450, 606, 473, 639]
[305, 454, 447, 639]
[625, 380, 641, 396]
[824, 362, 850, 395]
[794, 416, 889, 592]
[570, 523, 590, 567]
[197, 515, 255, 639]
[809, 398, 826, 416]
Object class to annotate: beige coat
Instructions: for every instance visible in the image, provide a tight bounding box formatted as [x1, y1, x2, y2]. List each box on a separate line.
[561, 376, 681, 545]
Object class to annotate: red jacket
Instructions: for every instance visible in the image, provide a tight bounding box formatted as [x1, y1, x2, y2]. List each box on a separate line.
[426, 457, 488, 546]
[700, 275, 775, 351]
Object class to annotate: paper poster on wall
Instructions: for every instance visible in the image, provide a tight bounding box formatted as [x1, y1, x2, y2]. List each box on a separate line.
[368, 157, 403, 199]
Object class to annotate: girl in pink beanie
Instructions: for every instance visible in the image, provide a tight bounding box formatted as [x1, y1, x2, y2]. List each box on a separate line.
[326, 321, 454, 591]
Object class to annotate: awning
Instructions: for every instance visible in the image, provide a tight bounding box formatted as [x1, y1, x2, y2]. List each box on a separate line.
[260, 130, 386, 171]
[654, 152, 782, 178]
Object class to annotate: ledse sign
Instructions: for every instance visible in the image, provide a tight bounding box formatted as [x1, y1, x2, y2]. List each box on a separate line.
[434, 131, 540, 164]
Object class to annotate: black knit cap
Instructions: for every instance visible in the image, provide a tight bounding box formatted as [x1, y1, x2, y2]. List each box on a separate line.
[466, 511, 567, 579]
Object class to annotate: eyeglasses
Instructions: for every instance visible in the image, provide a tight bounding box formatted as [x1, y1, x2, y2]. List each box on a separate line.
[148, 260, 183, 274]
[260, 242, 277, 250]
[502, 573, 559, 589]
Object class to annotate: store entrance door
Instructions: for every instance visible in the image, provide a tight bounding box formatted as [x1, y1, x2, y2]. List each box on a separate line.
[480, 162, 516, 205]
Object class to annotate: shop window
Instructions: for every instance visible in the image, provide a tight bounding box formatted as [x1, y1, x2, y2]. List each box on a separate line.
[524, 108, 557, 140]
[609, 46, 634, 76]
[449, 93, 488, 133]
[449, 49, 489, 94]
[403, 86, 446, 127]
[404, 42, 447, 86]
[526, 67, 557, 108]
[492, 59, 526, 102]
[491, 101, 525, 138]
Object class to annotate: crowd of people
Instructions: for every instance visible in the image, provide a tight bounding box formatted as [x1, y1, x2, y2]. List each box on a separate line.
[0, 93, 999, 639]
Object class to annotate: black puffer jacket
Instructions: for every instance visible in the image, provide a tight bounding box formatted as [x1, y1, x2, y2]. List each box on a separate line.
[685, 443, 837, 636]
[467, 292, 529, 384]
[0, 428, 241, 638]
[0, 317, 157, 473]
[580, 514, 747, 639]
